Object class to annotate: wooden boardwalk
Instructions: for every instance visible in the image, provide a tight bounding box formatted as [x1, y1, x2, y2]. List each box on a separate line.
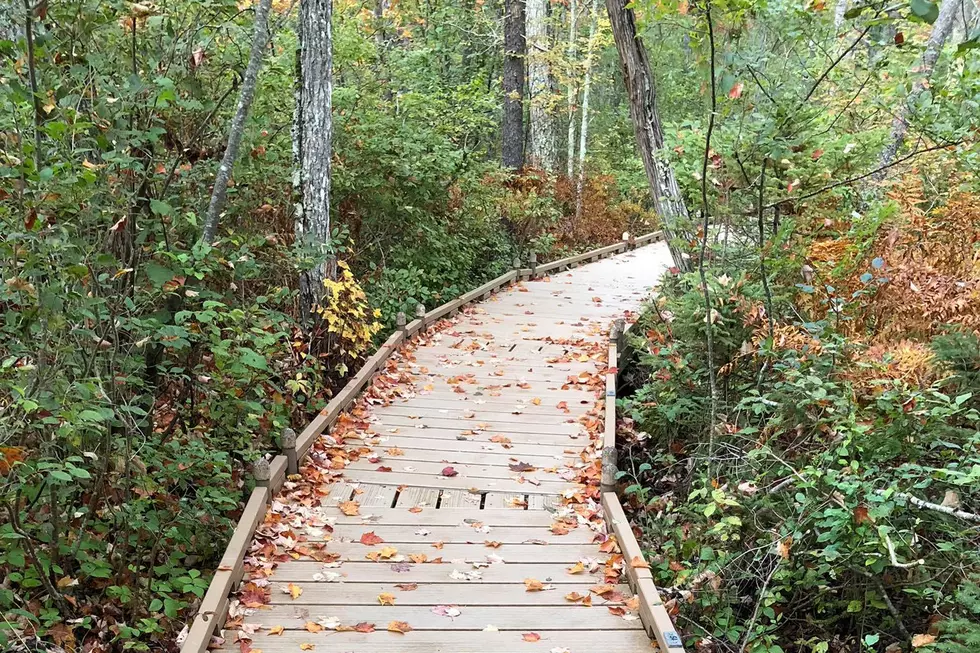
[217, 244, 674, 652]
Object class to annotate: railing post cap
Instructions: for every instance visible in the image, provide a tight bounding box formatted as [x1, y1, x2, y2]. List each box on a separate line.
[281, 427, 297, 448]
[252, 457, 271, 482]
[512, 256, 521, 269]
[415, 303, 426, 318]
[529, 251, 537, 263]
[396, 311, 407, 328]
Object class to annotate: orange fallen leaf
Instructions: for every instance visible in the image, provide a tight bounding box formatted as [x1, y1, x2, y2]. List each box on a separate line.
[524, 578, 545, 592]
[387, 621, 413, 634]
[409, 507, 423, 514]
[304, 622, 323, 633]
[565, 591, 586, 602]
[485, 540, 502, 548]
[608, 606, 627, 616]
[287, 583, 302, 600]
[522, 633, 541, 642]
[338, 501, 360, 516]
[630, 556, 650, 569]
[378, 592, 396, 606]
[409, 553, 428, 564]
[911, 634, 936, 648]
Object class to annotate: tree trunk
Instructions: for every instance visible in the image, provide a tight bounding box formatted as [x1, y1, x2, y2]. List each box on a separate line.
[201, 0, 274, 243]
[604, 0, 688, 269]
[833, 0, 848, 30]
[296, 0, 334, 320]
[874, 0, 960, 180]
[526, 0, 556, 171]
[565, 0, 578, 178]
[574, 0, 597, 220]
[953, 0, 977, 43]
[502, 0, 525, 170]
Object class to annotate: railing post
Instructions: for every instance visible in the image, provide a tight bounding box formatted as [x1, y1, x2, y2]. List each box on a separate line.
[281, 427, 298, 475]
[529, 251, 537, 279]
[252, 457, 271, 490]
[614, 317, 626, 350]
[601, 447, 619, 490]
[396, 311, 406, 332]
[415, 303, 426, 330]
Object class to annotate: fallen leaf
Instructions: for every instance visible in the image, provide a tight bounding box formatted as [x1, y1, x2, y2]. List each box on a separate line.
[522, 633, 541, 642]
[354, 622, 376, 633]
[485, 540, 502, 548]
[532, 397, 542, 405]
[304, 622, 322, 633]
[728, 80, 744, 99]
[299, 644, 314, 651]
[378, 593, 396, 606]
[432, 604, 462, 617]
[567, 562, 585, 574]
[395, 583, 418, 591]
[409, 507, 423, 514]
[510, 462, 535, 472]
[410, 553, 428, 564]
[338, 501, 360, 516]
[268, 625, 284, 636]
[387, 621, 413, 634]
[630, 556, 650, 569]
[286, 583, 302, 600]
[911, 634, 936, 648]
[441, 466, 459, 477]
[360, 531, 384, 545]
[565, 591, 586, 602]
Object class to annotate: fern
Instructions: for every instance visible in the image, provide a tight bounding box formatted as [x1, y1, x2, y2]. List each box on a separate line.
[930, 580, 980, 653]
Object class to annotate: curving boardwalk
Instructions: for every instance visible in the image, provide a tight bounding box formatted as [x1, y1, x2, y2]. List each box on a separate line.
[216, 243, 674, 652]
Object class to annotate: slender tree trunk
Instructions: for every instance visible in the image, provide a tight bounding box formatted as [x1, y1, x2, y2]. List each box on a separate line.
[526, 0, 556, 170]
[201, 0, 274, 243]
[296, 0, 334, 320]
[574, 0, 598, 220]
[833, 0, 848, 30]
[604, 0, 688, 270]
[22, 0, 43, 172]
[953, 0, 977, 43]
[874, 0, 960, 180]
[502, 0, 526, 169]
[565, 0, 578, 178]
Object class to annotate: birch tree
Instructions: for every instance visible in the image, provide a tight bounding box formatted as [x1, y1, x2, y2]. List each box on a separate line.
[565, 0, 578, 178]
[202, 0, 274, 243]
[605, 0, 688, 270]
[526, 0, 557, 171]
[574, 0, 598, 219]
[874, 0, 961, 180]
[502, 0, 526, 169]
[295, 0, 334, 319]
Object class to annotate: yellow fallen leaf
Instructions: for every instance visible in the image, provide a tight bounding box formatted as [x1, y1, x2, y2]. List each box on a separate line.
[567, 562, 585, 574]
[287, 583, 302, 599]
[378, 592, 396, 606]
[387, 620, 413, 633]
[524, 578, 545, 592]
[531, 397, 542, 405]
[268, 625, 284, 635]
[339, 501, 360, 516]
[300, 644, 315, 651]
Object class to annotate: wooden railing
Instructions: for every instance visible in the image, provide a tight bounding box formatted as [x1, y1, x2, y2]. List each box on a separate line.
[179, 231, 669, 652]
[600, 318, 686, 653]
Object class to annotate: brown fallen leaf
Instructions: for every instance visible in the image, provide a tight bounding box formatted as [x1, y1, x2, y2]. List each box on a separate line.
[522, 633, 541, 642]
[608, 606, 627, 616]
[378, 592, 396, 606]
[485, 540, 502, 548]
[304, 622, 323, 633]
[387, 621, 413, 634]
[354, 622, 375, 633]
[395, 583, 418, 591]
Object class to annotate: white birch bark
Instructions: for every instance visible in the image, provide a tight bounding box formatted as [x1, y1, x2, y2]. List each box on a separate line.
[874, 0, 961, 180]
[574, 0, 598, 220]
[526, 0, 557, 171]
[202, 0, 274, 243]
[565, 0, 578, 178]
[833, 0, 848, 30]
[296, 0, 334, 319]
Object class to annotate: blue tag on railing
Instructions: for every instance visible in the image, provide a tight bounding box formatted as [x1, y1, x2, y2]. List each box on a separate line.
[664, 630, 683, 647]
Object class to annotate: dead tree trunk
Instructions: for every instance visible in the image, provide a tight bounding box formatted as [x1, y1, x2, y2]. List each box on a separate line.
[604, 0, 688, 269]
[574, 0, 598, 220]
[502, 0, 526, 170]
[202, 0, 274, 243]
[295, 0, 334, 320]
[874, 0, 960, 180]
[565, 0, 578, 178]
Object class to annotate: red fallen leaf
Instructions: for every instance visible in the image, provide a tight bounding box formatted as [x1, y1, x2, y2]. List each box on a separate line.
[728, 80, 744, 99]
[355, 622, 376, 633]
[395, 583, 418, 591]
[608, 606, 627, 616]
[853, 506, 870, 525]
[360, 531, 384, 546]
[522, 633, 541, 642]
[376, 466, 393, 472]
[811, 148, 824, 160]
[408, 507, 423, 514]
[441, 466, 459, 477]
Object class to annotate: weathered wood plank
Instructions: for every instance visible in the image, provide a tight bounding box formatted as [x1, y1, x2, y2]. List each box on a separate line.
[265, 582, 631, 605]
[258, 561, 603, 584]
[315, 507, 555, 526]
[340, 470, 572, 495]
[305, 524, 594, 544]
